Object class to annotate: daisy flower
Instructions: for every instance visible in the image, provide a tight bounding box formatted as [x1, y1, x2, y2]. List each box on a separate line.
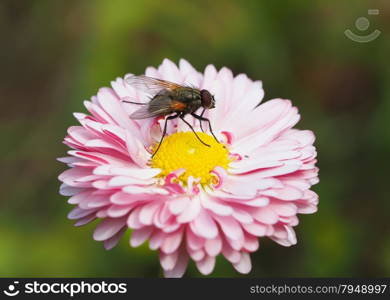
[58, 58, 319, 277]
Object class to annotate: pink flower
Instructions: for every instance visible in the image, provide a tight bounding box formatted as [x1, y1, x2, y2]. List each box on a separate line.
[58, 58, 319, 277]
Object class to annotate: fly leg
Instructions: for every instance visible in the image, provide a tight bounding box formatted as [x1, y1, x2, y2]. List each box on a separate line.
[191, 113, 219, 143]
[120, 97, 147, 105]
[180, 113, 210, 147]
[152, 113, 180, 157]
[121, 101, 146, 105]
[198, 108, 206, 133]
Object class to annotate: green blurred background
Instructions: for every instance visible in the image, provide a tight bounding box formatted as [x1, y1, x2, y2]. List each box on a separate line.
[1, 0, 389, 277]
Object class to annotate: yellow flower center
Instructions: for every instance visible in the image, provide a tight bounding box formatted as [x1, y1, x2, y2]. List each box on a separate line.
[151, 132, 230, 185]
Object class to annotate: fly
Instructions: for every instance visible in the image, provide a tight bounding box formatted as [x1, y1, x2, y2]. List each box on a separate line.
[123, 75, 219, 157]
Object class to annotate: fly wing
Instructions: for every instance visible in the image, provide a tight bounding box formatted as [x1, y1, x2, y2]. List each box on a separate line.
[129, 95, 174, 119]
[125, 75, 183, 96]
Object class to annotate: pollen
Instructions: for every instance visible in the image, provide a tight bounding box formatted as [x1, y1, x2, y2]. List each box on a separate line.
[151, 132, 230, 185]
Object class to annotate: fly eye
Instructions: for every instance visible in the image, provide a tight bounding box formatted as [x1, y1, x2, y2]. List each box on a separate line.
[200, 89, 212, 108]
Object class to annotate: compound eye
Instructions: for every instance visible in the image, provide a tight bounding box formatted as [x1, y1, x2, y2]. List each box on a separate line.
[200, 89, 212, 107]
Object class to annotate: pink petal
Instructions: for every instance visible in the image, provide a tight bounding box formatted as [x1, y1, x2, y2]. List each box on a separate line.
[232, 208, 253, 224]
[101, 124, 127, 146]
[243, 223, 268, 236]
[201, 194, 233, 216]
[67, 126, 95, 144]
[96, 209, 108, 218]
[122, 185, 169, 195]
[252, 207, 279, 224]
[106, 205, 132, 218]
[190, 210, 218, 239]
[243, 235, 259, 252]
[149, 231, 165, 250]
[196, 255, 216, 275]
[214, 216, 244, 241]
[96, 88, 133, 129]
[286, 226, 297, 245]
[270, 202, 297, 217]
[168, 197, 190, 215]
[222, 245, 241, 264]
[125, 131, 150, 167]
[160, 251, 179, 271]
[204, 237, 222, 257]
[154, 203, 172, 228]
[232, 100, 300, 153]
[74, 214, 96, 227]
[93, 217, 126, 241]
[84, 138, 127, 154]
[59, 184, 85, 196]
[68, 190, 92, 204]
[245, 161, 303, 177]
[233, 252, 252, 274]
[177, 196, 201, 223]
[225, 235, 245, 251]
[179, 58, 197, 77]
[68, 207, 96, 220]
[94, 165, 160, 179]
[139, 203, 161, 225]
[188, 248, 205, 261]
[104, 227, 126, 250]
[57, 156, 79, 165]
[270, 225, 297, 247]
[127, 207, 144, 229]
[163, 250, 188, 278]
[283, 129, 315, 147]
[229, 160, 283, 174]
[202, 64, 217, 87]
[108, 176, 155, 187]
[161, 229, 184, 254]
[158, 58, 182, 82]
[186, 227, 205, 250]
[130, 226, 154, 247]
[110, 191, 155, 205]
[243, 198, 270, 207]
[67, 150, 109, 164]
[84, 100, 113, 124]
[262, 186, 303, 201]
